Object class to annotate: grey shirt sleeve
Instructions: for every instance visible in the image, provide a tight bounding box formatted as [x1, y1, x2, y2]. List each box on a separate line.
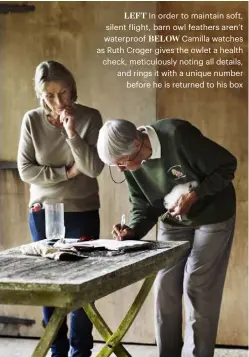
[66, 110, 104, 178]
[17, 113, 68, 185]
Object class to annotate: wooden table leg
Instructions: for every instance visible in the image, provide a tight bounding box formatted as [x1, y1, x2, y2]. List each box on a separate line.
[83, 275, 156, 357]
[83, 303, 132, 357]
[32, 307, 68, 357]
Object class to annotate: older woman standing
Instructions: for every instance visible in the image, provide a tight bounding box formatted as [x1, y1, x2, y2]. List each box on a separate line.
[17, 61, 104, 357]
[97, 118, 237, 357]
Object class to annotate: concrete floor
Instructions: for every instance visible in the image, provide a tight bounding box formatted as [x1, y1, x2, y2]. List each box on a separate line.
[0, 337, 248, 357]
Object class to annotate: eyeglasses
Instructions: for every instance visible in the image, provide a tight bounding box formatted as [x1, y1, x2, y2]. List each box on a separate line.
[109, 138, 144, 168]
[109, 155, 134, 168]
[108, 138, 144, 183]
[109, 163, 127, 168]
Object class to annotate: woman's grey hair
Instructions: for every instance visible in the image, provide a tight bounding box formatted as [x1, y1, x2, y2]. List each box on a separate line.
[34, 60, 77, 109]
[97, 119, 141, 164]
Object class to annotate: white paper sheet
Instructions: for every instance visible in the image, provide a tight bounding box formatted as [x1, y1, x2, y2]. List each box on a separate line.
[53, 239, 151, 251]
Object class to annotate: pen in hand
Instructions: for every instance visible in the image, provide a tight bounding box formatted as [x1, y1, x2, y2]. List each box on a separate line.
[112, 214, 135, 241]
[121, 214, 126, 230]
[119, 214, 126, 239]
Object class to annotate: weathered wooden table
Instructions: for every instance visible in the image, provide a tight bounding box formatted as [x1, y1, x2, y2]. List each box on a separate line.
[0, 240, 189, 357]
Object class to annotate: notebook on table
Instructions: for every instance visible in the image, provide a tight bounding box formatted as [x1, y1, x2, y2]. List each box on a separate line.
[53, 239, 152, 252]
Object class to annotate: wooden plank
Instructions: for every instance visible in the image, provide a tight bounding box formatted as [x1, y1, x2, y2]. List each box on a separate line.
[0, 242, 189, 299]
[96, 275, 156, 357]
[0, 162, 17, 170]
[0, 4, 35, 14]
[83, 303, 132, 357]
[31, 308, 68, 357]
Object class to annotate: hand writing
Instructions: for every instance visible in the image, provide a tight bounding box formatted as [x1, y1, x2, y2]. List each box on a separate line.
[112, 224, 135, 241]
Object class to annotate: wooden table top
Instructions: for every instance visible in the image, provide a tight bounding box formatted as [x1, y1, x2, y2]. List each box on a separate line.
[0, 240, 189, 300]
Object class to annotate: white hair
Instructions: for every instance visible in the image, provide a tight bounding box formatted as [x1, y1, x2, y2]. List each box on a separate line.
[97, 119, 141, 164]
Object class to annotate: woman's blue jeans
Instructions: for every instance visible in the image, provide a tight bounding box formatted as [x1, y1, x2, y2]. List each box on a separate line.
[29, 209, 100, 357]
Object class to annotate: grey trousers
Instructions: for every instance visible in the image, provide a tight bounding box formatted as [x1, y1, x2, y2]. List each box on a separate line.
[154, 215, 235, 357]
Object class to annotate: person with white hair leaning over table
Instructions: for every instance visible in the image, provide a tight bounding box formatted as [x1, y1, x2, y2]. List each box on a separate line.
[96, 118, 237, 357]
